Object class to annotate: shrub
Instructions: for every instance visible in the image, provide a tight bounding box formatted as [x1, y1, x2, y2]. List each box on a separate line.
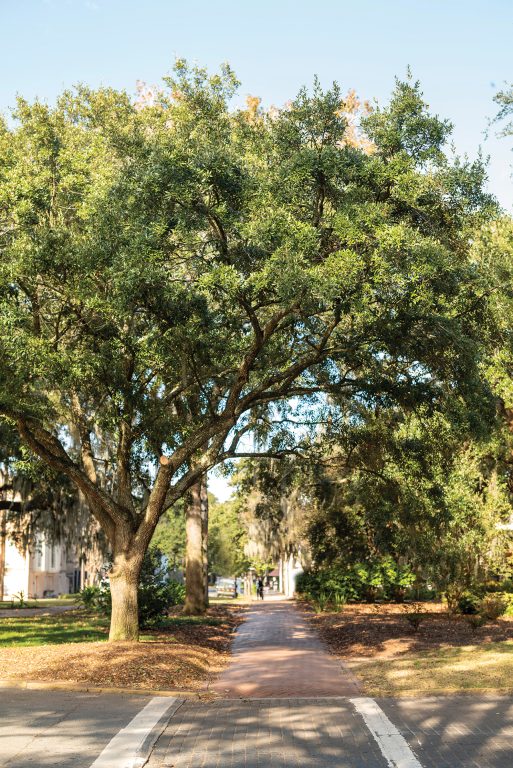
[77, 586, 101, 610]
[485, 578, 513, 594]
[296, 558, 416, 605]
[295, 570, 320, 598]
[331, 589, 347, 612]
[445, 585, 481, 614]
[466, 614, 487, 633]
[445, 584, 464, 613]
[137, 582, 185, 627]
[79, 547, 185, 628]
[10, 591, 27, 608]
[314, 591, 330, 613]
[479, 594, 508, 621]
[402, 602, 426, 632]
[456, 590, 480, 615]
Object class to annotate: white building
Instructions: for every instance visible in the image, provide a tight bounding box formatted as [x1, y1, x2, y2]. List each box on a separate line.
[0, 521, 102, 599]
[1, 535, 82, 599]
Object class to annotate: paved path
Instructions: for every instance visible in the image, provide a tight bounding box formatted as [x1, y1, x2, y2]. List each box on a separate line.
[6, 599, 513, 766]
[148, 695, 513, 768]
[148, 698, 386, 768]
[0, 688, 154, 767]
[212, 595, 360, 698]
[148, 598, 513, 766]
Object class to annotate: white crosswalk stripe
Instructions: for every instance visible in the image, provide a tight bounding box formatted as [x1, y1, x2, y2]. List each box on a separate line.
[89, 696, 179, 768]
[350, 697, 423, 768]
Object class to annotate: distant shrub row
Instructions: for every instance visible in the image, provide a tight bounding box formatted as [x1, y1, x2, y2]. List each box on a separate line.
[297, 558, 513, 620]
[295, 557, 419, 610]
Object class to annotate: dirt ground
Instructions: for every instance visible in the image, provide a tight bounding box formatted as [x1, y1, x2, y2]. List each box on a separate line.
[0, 604, 244, 692]
[305, 601, 513, 659]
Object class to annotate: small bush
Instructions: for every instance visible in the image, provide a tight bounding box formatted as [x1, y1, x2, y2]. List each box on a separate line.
[446, 586, 480, 615]
[79, 547, 185, 628]
[445, 584, 464, 613]
[296, 558, 416, 605]
[457, 591, 480, 615]
[466, 614, 488, 633]
[314, 591, 330, 613]
[165, 579, 186, 607]
[77, 586, 101, 610]
[138, 582, 185, 627]
[485, 578, 513, 594]
[479, 594, 508, 621]
[10, 591, 27, 608]
[332, 589, 347, 612]
[402, 602, 426, 633]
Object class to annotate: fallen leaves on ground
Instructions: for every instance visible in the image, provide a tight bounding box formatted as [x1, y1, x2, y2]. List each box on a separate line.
[305, 601, 513, 659]
[303, 601, 513, 696]
[0, 604, 244, 691]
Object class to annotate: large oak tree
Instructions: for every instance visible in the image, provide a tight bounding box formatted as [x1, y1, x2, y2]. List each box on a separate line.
[0, 63, 493, 639]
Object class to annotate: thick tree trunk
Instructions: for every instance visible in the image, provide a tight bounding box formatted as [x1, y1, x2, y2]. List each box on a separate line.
[201, 477, 209, 608]
[108, 552, 142, 641]
[0, 511, 5, 599]
[184, 476, 209, 615]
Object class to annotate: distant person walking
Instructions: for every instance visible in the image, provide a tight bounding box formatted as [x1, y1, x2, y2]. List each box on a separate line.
[257, 577, 264, 600]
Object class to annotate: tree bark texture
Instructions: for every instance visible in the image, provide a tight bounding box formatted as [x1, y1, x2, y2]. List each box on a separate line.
[108, 548, 143, 641]
[0, 512, 5, 599]
[201, 476, 209, 608]
[184, 475, 209, 615]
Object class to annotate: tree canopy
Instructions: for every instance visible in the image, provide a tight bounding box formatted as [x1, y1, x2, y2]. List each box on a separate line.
[0, 62, 496, 638]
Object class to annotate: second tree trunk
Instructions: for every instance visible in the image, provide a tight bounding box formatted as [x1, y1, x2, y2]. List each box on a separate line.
[184, 475, 209, 615]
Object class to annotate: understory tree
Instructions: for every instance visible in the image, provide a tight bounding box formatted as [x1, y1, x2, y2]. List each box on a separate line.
[0, 62, 494, 639]
[235, 403, 512, 594]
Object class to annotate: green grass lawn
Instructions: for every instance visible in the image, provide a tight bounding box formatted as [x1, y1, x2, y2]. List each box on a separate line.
[348, 641, 513, 696]
[159, 615, 224, 627]
[0, 596, 77, 609]
[0, 609, 226, 646]
[0, 609, 109, 646]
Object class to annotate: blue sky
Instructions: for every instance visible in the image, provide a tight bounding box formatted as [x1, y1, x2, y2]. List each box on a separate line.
[2, 0, 512, 499]
[2, 0, 512, 209]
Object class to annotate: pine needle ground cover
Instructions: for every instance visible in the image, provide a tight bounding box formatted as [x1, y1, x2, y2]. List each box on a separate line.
[0, 605, 243, 691]
[307, 602, 513, 696]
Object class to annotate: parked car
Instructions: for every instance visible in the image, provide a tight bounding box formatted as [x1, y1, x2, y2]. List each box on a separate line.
[215, 578, 237, 598]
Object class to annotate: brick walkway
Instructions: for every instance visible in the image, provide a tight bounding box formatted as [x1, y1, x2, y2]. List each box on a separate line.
[147, 698, 387, 768]
[211, 596, 360, 698]
[146, 598, 513, 767]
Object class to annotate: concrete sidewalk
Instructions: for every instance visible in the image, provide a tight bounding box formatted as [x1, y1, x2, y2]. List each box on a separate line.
[0, 688, 154, 767]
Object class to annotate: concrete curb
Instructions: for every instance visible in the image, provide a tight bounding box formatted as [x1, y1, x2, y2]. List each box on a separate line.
[0, 678, 209, 698]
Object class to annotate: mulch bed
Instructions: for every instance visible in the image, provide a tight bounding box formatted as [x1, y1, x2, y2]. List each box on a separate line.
[303, 601, 513, 659]
[0, 604, 245, 691]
